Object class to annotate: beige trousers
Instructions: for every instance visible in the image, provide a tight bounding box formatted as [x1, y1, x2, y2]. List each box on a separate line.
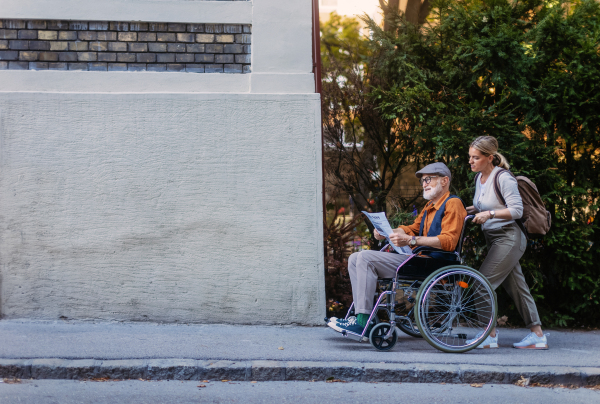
[347, 250, 410, 314]
[478, 222, 542, 328]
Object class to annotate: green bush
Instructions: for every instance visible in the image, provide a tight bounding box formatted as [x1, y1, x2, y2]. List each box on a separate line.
[348, 0, 600, 327]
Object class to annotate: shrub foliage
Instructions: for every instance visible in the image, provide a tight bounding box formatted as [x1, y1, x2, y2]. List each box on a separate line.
[322, 0, 600, 327]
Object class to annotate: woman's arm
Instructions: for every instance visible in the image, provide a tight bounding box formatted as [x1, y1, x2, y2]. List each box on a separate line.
[473, 172, 523, 224]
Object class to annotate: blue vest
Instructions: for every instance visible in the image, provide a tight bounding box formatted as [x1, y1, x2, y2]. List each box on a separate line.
[418, 195, 463, 238]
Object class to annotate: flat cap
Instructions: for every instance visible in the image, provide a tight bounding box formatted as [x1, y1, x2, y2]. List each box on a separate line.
[415, 162, 452, 180]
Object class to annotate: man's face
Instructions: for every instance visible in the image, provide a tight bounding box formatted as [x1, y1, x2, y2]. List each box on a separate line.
[421, 174, 445, 200]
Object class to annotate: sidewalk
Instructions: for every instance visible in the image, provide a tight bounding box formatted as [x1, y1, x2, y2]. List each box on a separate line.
[1, 320, 598, 385]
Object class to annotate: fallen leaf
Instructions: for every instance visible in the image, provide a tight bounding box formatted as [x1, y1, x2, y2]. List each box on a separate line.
[221, 380, 229, 382]
[516, 376, 530, 387]
[440, 382, 446, 385]
[278, 347, 284, 350]
[251, 381, 258, 383]
[497, 315, 509, 326]
[2, 378, 21, 384]
[470, 383, 484, 388]
[202, 380, 210, 383]
[198, 384, 206, 388]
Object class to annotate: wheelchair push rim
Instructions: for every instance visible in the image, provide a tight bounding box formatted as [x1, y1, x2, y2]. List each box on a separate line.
[415, 265, 497, 354]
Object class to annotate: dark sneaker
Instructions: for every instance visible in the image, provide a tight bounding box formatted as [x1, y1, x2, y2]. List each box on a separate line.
[328, 318, 372, 338]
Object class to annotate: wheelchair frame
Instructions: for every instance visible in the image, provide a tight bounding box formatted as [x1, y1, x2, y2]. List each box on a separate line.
[331, 215, 498, 353]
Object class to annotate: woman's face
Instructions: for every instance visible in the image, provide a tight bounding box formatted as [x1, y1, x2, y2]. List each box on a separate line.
[469, 147, 494, 172]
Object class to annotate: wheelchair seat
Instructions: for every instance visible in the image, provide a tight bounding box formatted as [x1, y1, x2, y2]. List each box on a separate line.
[395, 246, 460, 280]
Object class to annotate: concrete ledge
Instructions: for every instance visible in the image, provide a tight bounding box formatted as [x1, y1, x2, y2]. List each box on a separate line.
[1, 359, 599, 386]
[0, 0, 253, 24]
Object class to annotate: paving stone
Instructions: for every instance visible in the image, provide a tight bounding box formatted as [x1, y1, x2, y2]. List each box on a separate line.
[147, 359, 203, 380]
[98, 52, 117, 62]
[77, 52, 97, 61]
[8, 61, 28, 69]
[137, 53, 156, 63]
[157, 33, 176, 42]
[175, 53, 194, 63]
[167, 63, 185, 72]
[204, 63, 223, 73]
[38, 30, 58, 40]
[88, 22, 109, 31]
[199, 361, 249, 381]
[128, 63, 147, 71]
[88, 62, 107, 71]
[108, 63, 128, 71]
[69, 41, 88, 51]
[118, 32, 137, 41]
[157, 53, 175, 63]
[116, 53, 136, 63]
[224, 64, 242, 73]
[138, 32, 156, 42]
[128, 42, 148, 52]
[185, 63, 204, 73]
[97, 32, 117, 41]
[31, 359, 68, 379]
[187, 24, 204, 33]
[18, 30, 37, 39]
[39, 51, 59, 61]
[48, 62, 68, 70]
[10, 40, 29, 50]
[58, 31, 77, 41]
[19, 51, 38, 61]
[69, 21, 88, 30]
[78, 31, 97, 41]
[168, 23, 186, 32]
[147, 43, 166, 54]
[98, 360, 147, 379]
[108, 42, 127, 52]
[49, 41, 69, 51]
[0, 50, 18, 60]
[68, 62, 87, 70]
[147, 63, 167, 72]
[0, 29, 17, 39]
[58, 52, 77, 62]
[110, 22, 129, 31]
[129, 23, 148, 32]
[251, 361, 285, 381]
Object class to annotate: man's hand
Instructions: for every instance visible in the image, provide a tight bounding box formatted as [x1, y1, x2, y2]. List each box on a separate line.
[373, 229, 386, 241]
[389, 232, 411, 247]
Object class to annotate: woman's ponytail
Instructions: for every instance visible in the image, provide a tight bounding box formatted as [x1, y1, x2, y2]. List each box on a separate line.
[493, 152, 510, 170]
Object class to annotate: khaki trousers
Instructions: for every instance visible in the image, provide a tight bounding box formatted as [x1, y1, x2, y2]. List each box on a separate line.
[478, 222, 542, 328]
[347, 250, 410, 314]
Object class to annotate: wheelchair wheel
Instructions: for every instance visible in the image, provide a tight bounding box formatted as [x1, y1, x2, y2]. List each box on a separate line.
[369, 322, 398, 351]
[415, 265, 497, 353]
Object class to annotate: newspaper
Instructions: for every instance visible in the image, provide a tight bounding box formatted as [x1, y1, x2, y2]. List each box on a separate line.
[362, 211, 413, 255]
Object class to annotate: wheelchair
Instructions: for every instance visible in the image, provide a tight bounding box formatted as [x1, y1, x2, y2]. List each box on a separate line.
[327, 215, 497, 353]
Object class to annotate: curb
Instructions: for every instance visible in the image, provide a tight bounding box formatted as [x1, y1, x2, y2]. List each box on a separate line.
[1, 359, 599, 386]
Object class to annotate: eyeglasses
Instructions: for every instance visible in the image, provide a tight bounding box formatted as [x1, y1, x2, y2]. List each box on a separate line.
[420, 176, 438, 185]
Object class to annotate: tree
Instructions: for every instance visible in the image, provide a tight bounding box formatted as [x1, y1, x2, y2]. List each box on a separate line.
[364, 0, 600, 326]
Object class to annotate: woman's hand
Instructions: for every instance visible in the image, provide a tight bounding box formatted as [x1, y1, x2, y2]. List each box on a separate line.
[373, 229, 386, 241]
[473, 211, 492, 224]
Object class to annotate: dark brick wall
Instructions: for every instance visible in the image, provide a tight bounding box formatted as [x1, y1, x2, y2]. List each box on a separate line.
[0, 20, 251, 73]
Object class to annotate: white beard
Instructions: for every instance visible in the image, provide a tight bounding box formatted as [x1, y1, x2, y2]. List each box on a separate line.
[423, 181, 443, 200]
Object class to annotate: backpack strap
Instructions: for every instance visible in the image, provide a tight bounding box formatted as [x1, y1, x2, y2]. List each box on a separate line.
[492, 168, 528, 239]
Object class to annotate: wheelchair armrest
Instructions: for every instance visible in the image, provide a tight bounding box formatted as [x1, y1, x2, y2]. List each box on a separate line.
[412, 246, 459, 261]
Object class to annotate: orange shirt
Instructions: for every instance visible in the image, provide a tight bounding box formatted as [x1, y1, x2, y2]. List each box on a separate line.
[398, 192, 467, 252]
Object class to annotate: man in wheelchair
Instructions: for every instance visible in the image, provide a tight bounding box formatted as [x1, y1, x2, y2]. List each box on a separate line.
[328, 162, 467, 337]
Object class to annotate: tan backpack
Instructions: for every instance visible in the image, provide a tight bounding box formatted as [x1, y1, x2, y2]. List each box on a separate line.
[475, 169, 552, 237]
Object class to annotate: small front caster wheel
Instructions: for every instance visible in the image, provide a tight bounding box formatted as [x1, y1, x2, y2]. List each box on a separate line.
[369, 322, 398, 351]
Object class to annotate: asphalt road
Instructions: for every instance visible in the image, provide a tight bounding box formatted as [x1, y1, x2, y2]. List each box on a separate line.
[0, 380, 597, 404]
[0, 320, 598, 368]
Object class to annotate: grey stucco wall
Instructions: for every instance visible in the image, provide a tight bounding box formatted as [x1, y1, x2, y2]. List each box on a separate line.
[0, 92, 325, 324]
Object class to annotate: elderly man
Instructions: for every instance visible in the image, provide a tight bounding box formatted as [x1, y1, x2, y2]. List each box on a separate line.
[329, 162, 467, 336]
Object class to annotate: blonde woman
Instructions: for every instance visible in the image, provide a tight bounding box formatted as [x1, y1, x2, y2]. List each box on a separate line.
[467, 136, 548, 350]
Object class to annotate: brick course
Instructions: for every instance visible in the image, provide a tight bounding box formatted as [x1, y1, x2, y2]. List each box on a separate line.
[0, 19, 251, 73]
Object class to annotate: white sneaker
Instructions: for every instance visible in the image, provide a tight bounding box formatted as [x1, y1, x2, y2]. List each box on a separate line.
[466, 330, 499, 349]
[513, 332, 549, 350]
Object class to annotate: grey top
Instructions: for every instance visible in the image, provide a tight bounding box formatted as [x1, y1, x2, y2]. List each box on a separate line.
[473, 166, 523, 231]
